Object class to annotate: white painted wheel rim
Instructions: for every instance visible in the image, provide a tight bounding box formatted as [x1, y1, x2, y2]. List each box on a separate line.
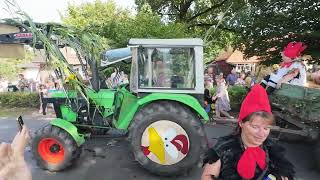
[141, 120, 190, 165]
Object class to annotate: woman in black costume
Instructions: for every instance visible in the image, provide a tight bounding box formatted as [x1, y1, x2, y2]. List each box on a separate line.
[201, 84, 295, 180]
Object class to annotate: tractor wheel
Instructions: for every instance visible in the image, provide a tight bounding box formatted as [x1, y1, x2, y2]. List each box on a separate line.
[31, 125, 80, 171]
[128, 101, 207, 176]
[315, 139, 320, 171]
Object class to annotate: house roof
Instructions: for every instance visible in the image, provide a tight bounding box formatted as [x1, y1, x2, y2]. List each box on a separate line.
[215, 48, 234, 61]
[212, 48, 262, 65]
[226, 50, 261, 64]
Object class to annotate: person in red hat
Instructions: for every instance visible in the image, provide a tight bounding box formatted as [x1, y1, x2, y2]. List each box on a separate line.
[201, 84, 295, 180]
[261, 42, 307, 94]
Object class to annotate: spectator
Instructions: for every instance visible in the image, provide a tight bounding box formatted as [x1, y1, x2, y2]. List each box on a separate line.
[205, 66, 215, 85]
[235, 72, 246, 86]
[226, 68, 238, 86]
[245, 71, 256, 89]
[213, 75, 233, 118]
[17, 74, 29, 92]
[29, 79, 37, 92]
[0, 126, 32, 180]
[38, 84, 48, 114]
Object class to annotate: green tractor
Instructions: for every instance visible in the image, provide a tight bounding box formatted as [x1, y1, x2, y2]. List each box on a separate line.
[30, 38, 209, 175]
[0, 21, 209, 175]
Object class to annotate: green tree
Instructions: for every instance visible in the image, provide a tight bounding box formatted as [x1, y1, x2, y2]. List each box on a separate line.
[135, 0, 245, 64]
[229, 0, 320, 64]
[63, 1, 189, 48]
[62, 1, 191, 75]
[135, 0, 245, 25]
[0, 49, 34, 81]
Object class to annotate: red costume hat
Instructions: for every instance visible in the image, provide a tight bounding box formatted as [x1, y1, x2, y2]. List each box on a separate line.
[237, 84, 272, 179]
[283, 42, 307, 59]
[238, 84, 271, 122]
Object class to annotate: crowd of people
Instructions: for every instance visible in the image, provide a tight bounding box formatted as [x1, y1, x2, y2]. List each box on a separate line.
[204, 41, 313, 117]
[0, 73, 59, 94]
[204, 67, 256, 118]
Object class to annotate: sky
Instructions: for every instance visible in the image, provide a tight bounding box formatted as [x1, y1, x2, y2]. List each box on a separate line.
[0, 0, 136, 23]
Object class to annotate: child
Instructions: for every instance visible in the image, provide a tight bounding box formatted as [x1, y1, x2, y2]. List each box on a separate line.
[213, 75, 233, 118]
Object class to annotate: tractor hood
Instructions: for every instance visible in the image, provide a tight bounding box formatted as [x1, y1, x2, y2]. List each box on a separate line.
[101, 47, 132, 67]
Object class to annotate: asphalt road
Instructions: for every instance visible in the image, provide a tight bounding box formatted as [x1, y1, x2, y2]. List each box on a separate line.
[0, 114, 319, 180]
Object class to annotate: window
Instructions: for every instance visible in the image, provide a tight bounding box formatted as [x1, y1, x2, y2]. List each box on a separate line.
[138, 47, 195, 89]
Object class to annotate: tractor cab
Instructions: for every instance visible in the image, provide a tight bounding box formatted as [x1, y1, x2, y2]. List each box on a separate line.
[101, 38, 204, 95]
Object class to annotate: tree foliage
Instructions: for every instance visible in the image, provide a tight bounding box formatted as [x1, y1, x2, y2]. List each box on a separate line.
[62, 0, 320, 67]
[229, 0, 320, 64]
[134, 0, 245, 64]
[62, 1, 191, 75]
[135, 0, 245, 26]
[136, 0, 320, 65]
[63, 1, 189, 48]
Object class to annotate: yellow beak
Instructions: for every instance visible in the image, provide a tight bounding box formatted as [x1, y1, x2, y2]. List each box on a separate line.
[148, 127, 165, 164]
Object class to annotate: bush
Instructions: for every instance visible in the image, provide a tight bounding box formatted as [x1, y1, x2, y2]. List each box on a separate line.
[209, 85, 248, 110]
[0, 92, 40, 108]
[228, 86, 248, 109]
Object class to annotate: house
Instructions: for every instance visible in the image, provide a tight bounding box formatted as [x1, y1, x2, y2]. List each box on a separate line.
[209, 48, 263, 75]
[226, 50, 261, 73]
[209, 60, 235, 79]
[19, 47, 85, 82]
[208, 48, 235, 78]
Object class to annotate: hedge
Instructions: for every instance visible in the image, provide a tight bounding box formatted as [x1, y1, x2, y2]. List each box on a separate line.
[209, 85, 248, 110]
[0, 92, 40, 108]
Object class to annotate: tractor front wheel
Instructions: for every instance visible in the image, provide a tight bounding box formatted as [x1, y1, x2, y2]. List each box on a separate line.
[129, 101, 207, 176]
[31, 125, 80, 171]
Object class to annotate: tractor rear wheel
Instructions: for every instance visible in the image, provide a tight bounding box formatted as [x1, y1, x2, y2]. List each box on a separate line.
[128, 101, 207, 176]
[31, 125, 80, 171]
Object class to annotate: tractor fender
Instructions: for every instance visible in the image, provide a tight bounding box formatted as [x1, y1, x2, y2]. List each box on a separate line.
[137, 93, 209, 122]
[50, 118, 85, 146]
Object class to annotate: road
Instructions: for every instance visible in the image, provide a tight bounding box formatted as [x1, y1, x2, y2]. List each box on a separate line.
[0, 114, 319, 180]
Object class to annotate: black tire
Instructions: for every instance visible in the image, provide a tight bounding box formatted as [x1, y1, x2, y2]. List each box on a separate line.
[31, 125, 80, 171]
[315, 139, 320, 171]
[128, 101, 207, 176]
